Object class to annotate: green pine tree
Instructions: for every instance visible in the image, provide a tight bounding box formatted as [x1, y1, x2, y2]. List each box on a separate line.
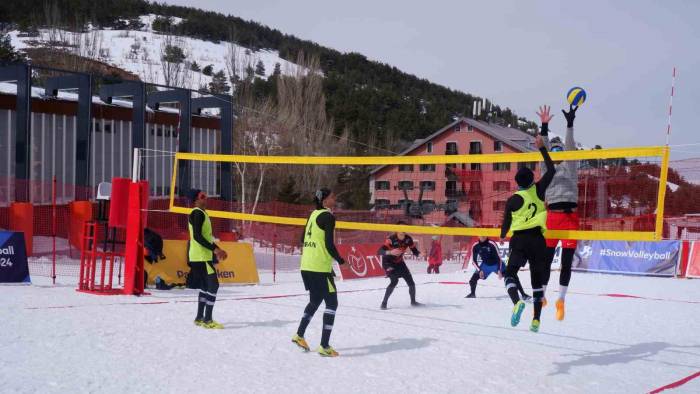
[208, 70, 230, 94]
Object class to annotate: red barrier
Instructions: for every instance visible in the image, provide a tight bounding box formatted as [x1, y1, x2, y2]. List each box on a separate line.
[69, 201, 93, 251]
[123, 181, 148, 295]
[336, 244, 385, 280]
[10, 202, 33, 256]
[109, 178, 130, 228]
[687, 242, 700, 278]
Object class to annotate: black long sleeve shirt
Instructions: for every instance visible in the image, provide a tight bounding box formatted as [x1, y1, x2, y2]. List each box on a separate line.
[500, 147, 556, 238]
[300, 211, 344, 263]
[189, 209, 217, 251]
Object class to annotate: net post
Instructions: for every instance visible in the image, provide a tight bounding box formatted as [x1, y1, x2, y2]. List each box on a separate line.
[655, 146, 671, 240]
[132, 147, 140, 182]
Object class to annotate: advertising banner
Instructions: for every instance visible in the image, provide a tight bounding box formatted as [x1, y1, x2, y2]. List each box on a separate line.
[573, 240, 679, 276]
[0, 231, 30, 283]
[463, 241, 562, 268]
[337, 244, 386, 280]
[144, 240, 259, 285]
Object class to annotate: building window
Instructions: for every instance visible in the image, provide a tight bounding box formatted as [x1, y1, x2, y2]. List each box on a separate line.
[375, 180, 390, 190]
[398, 181, 414, 190]
[419, 164, 436, 172]
[427, 142, 433, 153]
[445, 180, 457, 196]
[494, 141, 503, 152]
[469, 141, 482, 154]
[420, 181, 436, 191]
[398, 164, 414, 172]
[455, 123, 461, 132]
[398, 199, 414, 206]
[445, 142, 458, 155]
[467, 125, 473, 132]
[492, 181, 510, 192]
[374, 199, 390, 208]
[493, 200, 507, 211]
[493, 162, 511, 171]
[517, 162, 537, 171]
[471, 163, 481, 171]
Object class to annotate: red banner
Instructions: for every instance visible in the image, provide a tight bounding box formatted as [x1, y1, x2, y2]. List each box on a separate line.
[687, 242, 700, 278]
[337, 244, 386, 280]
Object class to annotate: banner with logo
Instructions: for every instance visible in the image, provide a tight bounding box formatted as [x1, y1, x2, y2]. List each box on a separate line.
[337, 244, 386, 280]
[573, 240, 679, 276]
[144, 240, 259, 285]
[686, 242, 700, 278]
[462, 241, 563, 268]
[0, 231, 30, 283]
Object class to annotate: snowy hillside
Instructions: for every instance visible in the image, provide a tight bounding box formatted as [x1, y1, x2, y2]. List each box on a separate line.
[8, 14, 304, 90]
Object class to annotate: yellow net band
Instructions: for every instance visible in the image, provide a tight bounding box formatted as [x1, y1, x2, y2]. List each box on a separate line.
[170, 206, 655, 241]
[174, 146, 664, 165]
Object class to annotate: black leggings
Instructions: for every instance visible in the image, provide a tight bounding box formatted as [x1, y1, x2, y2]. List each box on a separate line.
[504, 231, 547, 320]
[543, 247, 575, 287]
[193, 261, 219, 322]
[383, 264, 416, 305]
[297, 272, 338, 348]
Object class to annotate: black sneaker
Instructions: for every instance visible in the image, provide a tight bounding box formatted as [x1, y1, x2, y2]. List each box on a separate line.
[380, 303, 388, 310]
[411, 301, 423, 306]
[465, 293, 476, 298]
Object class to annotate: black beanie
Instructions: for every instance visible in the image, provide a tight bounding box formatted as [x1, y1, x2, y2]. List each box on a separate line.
[186, 188, 202, 203]
[314, 188, 332, 208]
[515, 167, 534, 189]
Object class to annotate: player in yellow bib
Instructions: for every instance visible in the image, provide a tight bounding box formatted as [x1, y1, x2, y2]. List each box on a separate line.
[187, 189, 228, 329]
[500, 135, 555, 333]
[292, 188, 347, 357]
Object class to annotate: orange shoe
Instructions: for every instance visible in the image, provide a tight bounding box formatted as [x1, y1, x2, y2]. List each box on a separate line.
[555, 299, 565, 321]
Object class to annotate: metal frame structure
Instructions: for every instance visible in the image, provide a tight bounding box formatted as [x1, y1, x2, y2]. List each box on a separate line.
[0, 63, 236, 202]
[0, 64, 31, 201]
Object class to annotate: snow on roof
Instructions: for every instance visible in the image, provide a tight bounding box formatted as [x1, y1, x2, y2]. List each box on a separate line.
[0, 81, 188, 114]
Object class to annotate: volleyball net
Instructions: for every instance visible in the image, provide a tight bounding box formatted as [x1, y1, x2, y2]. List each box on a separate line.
[165, 146, 670, 243]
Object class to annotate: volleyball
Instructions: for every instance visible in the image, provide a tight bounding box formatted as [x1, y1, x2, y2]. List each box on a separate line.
[567, 87, 586, 106]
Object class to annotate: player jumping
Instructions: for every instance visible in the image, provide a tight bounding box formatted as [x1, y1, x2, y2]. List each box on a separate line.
[538, 104, 580, 321]
[500, 134, 555, 332]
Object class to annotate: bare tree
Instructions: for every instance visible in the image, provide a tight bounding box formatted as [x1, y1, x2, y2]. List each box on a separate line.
[159, 32, 190, 87]
[232, 92, 281, 219]
[275, 52, 348, 193]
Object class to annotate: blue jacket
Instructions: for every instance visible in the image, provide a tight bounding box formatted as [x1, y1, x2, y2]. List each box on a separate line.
[471, 240, 502, 270]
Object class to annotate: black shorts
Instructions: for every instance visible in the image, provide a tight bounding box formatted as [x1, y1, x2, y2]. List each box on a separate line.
[508, 231, 547, 269]
[301, 270, 336, 296]
[188, 261, 214, 290]
[384, 262, 410, 279]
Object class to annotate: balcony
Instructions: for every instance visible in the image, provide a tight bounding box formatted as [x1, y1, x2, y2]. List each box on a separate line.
[445, 167, 483, 182]
[445, 190, 467, 199]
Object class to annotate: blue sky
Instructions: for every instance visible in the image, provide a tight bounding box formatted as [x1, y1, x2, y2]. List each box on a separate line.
[163, 0, 700, 159]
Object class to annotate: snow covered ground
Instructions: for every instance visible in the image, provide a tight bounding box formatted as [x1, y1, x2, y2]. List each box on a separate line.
[2, 269, 699, 393]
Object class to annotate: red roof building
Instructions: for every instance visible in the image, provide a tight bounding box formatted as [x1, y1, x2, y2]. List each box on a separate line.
[370, 118, 539, 227]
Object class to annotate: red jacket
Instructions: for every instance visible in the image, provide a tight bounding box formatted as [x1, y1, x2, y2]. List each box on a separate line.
[428, 240, 442, 266]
